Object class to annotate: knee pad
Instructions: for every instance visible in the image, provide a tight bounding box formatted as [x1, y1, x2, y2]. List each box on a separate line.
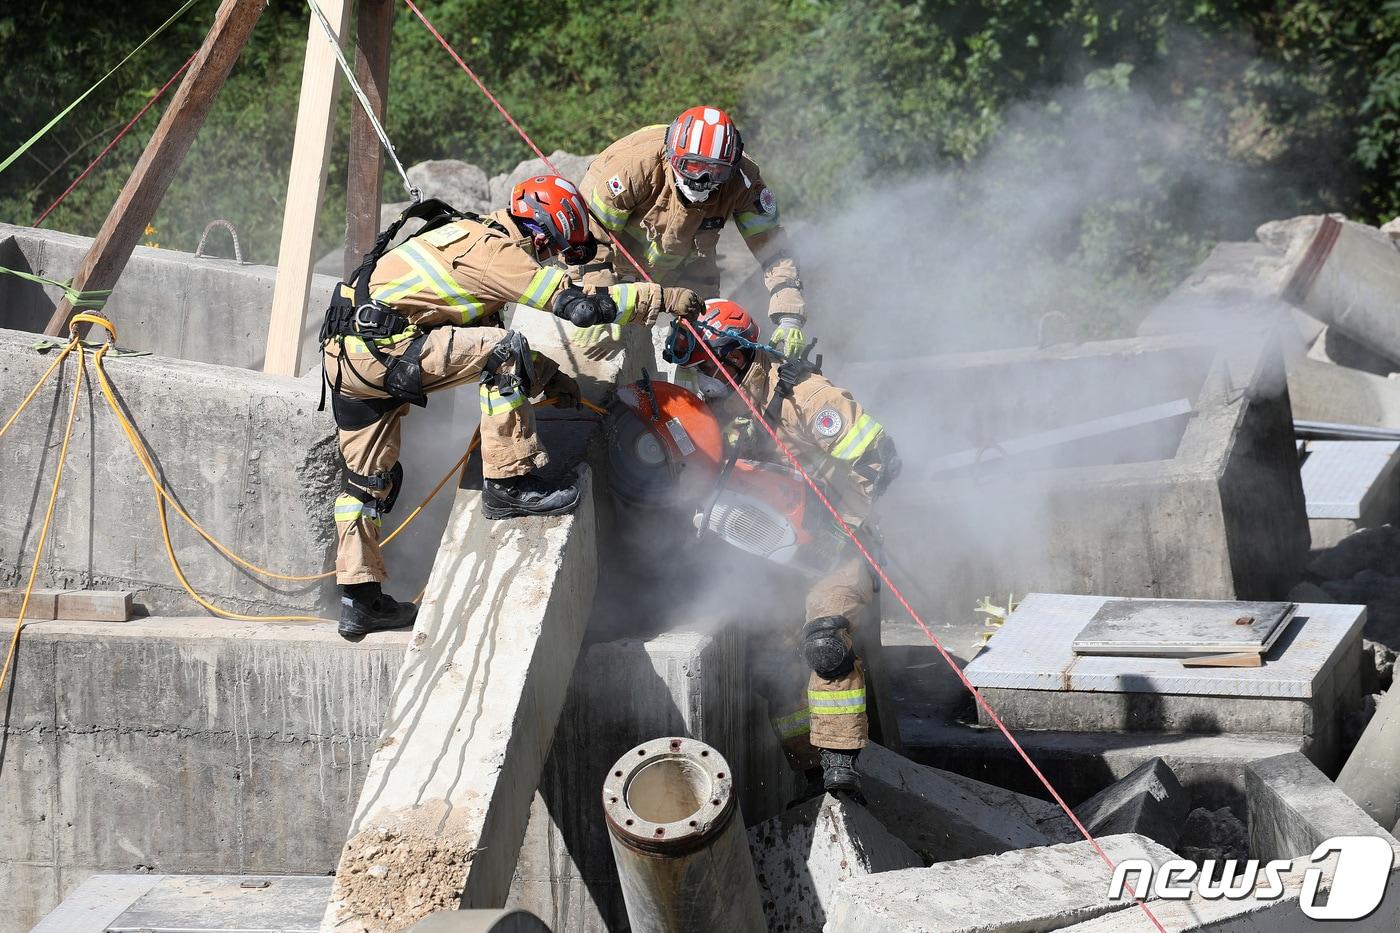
[483, 330, 536, 397]
[801, 616, 855, 678]
[343, 461, 404, 514]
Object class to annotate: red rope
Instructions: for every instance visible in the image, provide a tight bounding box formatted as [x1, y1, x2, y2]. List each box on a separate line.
[405, 5, 1166, 929]
[33, 53, 196, 228]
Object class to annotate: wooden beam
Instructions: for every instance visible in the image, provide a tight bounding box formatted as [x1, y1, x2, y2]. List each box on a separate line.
[343, 0, 395, 279]
[263, 0, 353, 377]
[43, 0, 265, 337]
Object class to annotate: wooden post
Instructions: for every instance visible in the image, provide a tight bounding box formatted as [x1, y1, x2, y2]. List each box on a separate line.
[43, 0, 265, 337]
[263, 0, 353, 377]
[343, 0, 395, 279]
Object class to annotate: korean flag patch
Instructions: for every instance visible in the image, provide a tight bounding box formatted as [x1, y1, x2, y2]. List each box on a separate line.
[608, 175, 625, 196]
[813, 408, 843, 437]
[758, 187, 777, 215]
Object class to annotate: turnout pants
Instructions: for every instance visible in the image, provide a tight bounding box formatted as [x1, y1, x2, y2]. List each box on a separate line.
[761, 557, 874, 761]
[323, 325, 561, 585]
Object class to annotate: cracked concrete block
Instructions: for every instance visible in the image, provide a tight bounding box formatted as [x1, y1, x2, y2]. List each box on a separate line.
[748, 793, 919, 933]
[824, 833, 1176, 933]
[1074, 757, 1189, 849]
[857, 742, 1051, 862]
[325, 472, 598, 932]
[1337, 681, 1400, 831]
[1250, 751, 1398, 861]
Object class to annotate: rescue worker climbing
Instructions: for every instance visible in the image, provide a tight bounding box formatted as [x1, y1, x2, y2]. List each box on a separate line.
[665, 300, 901, 795]
[573, 106, 810, 359]
[321, 174, 705, 638]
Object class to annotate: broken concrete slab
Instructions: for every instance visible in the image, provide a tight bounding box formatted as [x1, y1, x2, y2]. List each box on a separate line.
[324, 472, 598, 932]
[0, 223, 335, 370]
[747, 793, 920, 933]
[1068, 753, 1400, 931]
[1279, 215, 1400, 367]
[1307, 325, 1400, 377]
[857, 742, 1052, 862]
[845, 332, 1309, 633]
[964, 594, 1366, 768]
[824, 833, 1176, 933]
[902, 717, 1302, 816]
[1336, 684, 1400, 836]
[0, 327, 338, 616]
[1248, 751, 1398, 861]
[1287, 356, 1400, 429]
[934, 766, 1079, 843]
[506, 629, 760, 933]
[1074, 757, 1189, 849]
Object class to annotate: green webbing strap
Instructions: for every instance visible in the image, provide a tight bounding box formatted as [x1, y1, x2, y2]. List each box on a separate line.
[0, 266, 113, 310]
[31, 338, 151, 358]
[0, 0, 202, 178]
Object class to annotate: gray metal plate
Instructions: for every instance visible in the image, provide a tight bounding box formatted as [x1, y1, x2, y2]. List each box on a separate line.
[107, 875, 333, 932]
[1072, 598, 1296, 656]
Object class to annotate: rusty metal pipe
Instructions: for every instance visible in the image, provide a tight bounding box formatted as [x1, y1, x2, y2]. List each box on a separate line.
[603, 737, 765, 933]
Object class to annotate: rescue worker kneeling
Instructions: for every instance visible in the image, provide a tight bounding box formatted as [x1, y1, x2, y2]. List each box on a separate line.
[665, 300, 900, 795]
[322, 175, 705, 638]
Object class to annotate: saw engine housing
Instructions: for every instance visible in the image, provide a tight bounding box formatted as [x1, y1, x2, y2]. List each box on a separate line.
[607, 377, 853, 577]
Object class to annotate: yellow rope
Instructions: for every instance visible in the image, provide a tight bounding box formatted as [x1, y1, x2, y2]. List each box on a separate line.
[0, 332, 85, 695]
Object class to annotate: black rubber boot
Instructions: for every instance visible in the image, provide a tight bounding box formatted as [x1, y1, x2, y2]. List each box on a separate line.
[482, 472, 580, 520]
[338, 582, 417, 639]
[820, 748, 862, 799]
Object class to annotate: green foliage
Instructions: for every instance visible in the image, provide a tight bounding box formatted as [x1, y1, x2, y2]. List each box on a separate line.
[1, 0, 1399, 338]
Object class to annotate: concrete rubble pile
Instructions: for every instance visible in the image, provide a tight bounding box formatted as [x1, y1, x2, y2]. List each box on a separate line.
[14, 166, 1400, 933]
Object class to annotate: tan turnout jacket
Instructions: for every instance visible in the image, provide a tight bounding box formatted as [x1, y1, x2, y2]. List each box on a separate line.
[578, 126, 804, 321]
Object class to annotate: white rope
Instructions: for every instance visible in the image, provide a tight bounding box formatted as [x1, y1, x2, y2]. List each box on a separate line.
[306, 0, 420, 202]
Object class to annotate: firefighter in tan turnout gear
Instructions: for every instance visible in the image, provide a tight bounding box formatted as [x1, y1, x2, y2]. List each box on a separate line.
[665, 300, 900, 795]
[320, 175, 704, 638]
[574, 105, 811, 359]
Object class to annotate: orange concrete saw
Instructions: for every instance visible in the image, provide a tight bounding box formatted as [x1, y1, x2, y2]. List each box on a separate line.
[607, 373, 854, 577]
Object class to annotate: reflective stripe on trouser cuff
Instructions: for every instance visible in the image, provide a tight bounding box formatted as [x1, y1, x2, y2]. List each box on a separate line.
[481, 383, 527, 416]
[770, 708, 812, 739]
[808, 688, 866, 716]
[334, 494, 382, 527]
[589, 189, 628, 230]
[609, 282, 639, 324]
[518, 265, 566, 311]
[831, 414, 882, 461]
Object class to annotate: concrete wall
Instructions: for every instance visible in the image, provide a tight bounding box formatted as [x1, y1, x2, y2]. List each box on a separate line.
[0, 618, 409, 933]
[0, 327, 338, 615]
[0, 223, 334, 372]
[845, 333, 1309, 629]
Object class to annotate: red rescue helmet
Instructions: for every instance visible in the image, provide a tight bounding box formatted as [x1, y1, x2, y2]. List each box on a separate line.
[665, 106, 743, 191]
[509, 174, 597, 263]
[665, 299, 761, 379]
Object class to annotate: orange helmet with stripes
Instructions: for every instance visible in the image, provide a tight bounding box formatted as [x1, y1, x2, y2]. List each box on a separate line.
[666, 106, 743, 196]
[509, 174, 597, 263]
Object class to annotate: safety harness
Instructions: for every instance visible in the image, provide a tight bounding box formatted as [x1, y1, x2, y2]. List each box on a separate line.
[319, 199, 528, 509]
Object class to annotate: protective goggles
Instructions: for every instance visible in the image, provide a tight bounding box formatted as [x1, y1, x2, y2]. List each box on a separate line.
[521, 217, 598, 265]
[669, 154, 734, 189]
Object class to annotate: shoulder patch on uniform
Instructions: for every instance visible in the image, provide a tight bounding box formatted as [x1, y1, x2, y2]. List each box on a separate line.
[758, 188, 777, 214]
[812, 408, 843, 437]
[608, 174, 625, 195]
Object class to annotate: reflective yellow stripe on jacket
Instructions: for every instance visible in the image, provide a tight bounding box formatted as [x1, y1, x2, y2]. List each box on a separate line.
[808, 688, 866, 716]
[735, 208, 780, 238]
[371, 240, 486, 322]
[830, 414, 882, 461]
[770, 707, 812, 739]
[609, 283, 639, 324]
[518, 266, 567, 311]
[589, 188, 629, 231]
